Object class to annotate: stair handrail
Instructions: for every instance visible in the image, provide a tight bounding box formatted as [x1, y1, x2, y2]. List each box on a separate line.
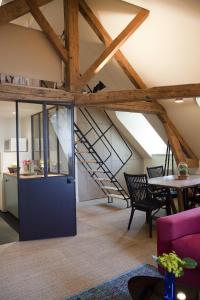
[78, 107, 133, 178]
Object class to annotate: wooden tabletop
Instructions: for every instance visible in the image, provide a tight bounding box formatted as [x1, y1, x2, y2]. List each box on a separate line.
[148, 174, 200, 189]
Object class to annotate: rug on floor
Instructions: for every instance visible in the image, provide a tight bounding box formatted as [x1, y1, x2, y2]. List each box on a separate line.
[65, 264, 162, 300]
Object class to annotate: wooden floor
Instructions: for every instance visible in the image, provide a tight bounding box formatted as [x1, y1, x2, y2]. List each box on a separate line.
[0, 199, 157, 300]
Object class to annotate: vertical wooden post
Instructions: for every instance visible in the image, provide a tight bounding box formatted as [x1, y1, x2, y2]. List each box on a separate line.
[64, 0, 80, 91]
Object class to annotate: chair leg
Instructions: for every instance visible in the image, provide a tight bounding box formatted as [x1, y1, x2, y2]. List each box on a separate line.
[148, 211, 152, 238]
[128, 208, 135, 230]
[166, 199, 171, 216]
[146, 212, 148, 224]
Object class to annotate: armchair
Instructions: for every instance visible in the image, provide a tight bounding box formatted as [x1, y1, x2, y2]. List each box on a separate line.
[156, 207, 200, 288]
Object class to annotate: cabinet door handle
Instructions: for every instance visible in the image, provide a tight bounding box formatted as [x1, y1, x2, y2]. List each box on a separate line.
[5, 179, 9, 182]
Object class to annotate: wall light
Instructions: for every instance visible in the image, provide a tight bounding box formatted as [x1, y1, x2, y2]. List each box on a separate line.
[92, 81, 106, 93]
[195, 96, 200, 107]
[174, 98, 184, 103]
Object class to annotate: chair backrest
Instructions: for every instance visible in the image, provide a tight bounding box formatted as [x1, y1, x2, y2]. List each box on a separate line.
[146, 166, 164, 179]
[124, 173, 148, 203]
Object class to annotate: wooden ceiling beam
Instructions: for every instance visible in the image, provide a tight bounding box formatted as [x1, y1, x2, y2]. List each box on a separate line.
[0, 0, 53, 26]
[79, 0, 146, 89]
[0, 83, 74, 102]
[25, 0, 68, 64]
[79, 8, 149, 87]
[83, 101, 165, 114]
[74, 83, 200, 105]
[64, 0, 80, 91]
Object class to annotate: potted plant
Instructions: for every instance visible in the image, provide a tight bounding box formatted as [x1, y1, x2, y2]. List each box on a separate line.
[177, 162, 188, 179]
[153, 251, 197, 300]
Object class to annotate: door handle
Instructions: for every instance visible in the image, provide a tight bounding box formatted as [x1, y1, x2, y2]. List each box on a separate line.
[67, 177, 74, 184]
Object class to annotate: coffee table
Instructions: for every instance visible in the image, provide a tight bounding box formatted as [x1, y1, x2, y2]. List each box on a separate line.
[128, 276, 200, 300]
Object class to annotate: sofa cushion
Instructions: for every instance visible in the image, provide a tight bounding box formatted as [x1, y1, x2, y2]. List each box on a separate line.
[171, 233, 200, 269]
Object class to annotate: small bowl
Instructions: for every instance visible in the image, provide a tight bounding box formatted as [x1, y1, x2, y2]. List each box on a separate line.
[8, 167, 20, 174]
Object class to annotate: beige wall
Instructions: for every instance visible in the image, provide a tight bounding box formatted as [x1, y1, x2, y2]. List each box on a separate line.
[161, 99, 200, 159]
[0, 23, 62, 82]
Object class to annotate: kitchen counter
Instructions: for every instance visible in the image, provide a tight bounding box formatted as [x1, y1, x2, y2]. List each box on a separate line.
[4, 173, 65, 179]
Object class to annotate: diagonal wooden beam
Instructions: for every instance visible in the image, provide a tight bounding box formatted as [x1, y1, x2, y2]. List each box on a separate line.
[79, 0, 146, 89]
[0, 0, 53, 27]
[0, 83, 74, 102]
[80, 8, 149, 87]
[159, 112, 198, 161]
[74, 83, 200, 105]
[83, 101, 165, 114]
[64, 0, 80, 91]
[25, 0, 68, 64]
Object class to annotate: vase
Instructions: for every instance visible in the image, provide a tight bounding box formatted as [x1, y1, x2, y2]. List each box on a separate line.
[164, 272, 176, 300]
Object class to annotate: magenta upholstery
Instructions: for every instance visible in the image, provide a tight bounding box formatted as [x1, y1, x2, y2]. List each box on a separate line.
[156, 207, 200, 289]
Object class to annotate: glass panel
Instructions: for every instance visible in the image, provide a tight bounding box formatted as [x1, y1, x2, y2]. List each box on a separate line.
[32, 114, 40, 161]
[48, 107, 58, 173]
[18, 103, 44, 178]
[47, 105, 72, 176]
[40, 112, 44, 168]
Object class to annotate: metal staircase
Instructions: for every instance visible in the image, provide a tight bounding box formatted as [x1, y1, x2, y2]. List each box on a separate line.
[74, 107, 133, 207]
[164, 141, 175, 175]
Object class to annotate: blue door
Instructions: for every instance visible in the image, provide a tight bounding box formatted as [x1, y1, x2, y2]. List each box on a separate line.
[16, 102, 76, 241]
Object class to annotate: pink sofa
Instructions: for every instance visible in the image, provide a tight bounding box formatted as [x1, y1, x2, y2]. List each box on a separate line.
[156, 207, 200, 289]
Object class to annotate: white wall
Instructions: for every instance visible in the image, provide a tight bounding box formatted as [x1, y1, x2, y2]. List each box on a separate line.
[0, 111, 16, 210]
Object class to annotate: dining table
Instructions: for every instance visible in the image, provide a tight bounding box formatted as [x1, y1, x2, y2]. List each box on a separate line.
[148, 174, 200, 211]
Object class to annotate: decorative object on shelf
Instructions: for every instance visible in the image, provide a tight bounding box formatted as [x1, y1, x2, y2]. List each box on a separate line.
[4, 138, 27, 152]
[8, 163, 20, 174]
[177, 162, 188, 180]
[153, 251, 197, 300]
[23, 160, 34, 174]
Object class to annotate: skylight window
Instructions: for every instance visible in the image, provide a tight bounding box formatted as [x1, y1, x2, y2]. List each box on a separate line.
[116, 112, 166, 156]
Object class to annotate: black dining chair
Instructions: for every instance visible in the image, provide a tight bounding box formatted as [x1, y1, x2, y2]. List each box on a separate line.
[147, 165, 177, 213]
[187, 186, 200, 208]
[147, 166, 164, 179]
[124, 173, 171, 238]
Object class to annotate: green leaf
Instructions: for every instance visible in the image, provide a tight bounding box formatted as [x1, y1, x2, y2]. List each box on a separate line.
[183, 257, 198, 269]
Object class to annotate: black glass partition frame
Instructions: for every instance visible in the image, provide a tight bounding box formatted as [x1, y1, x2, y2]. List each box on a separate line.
[16, 101, 76, 241]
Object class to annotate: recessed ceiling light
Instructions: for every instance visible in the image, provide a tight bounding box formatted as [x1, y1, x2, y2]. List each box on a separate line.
[12, 111, 16, 115]
[174, 99, 184, 103]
